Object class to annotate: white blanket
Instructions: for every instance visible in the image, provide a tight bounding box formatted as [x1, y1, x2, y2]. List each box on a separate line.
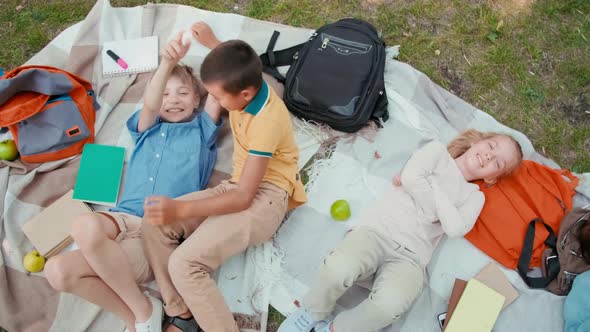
[272, 56, 590, 332]
[2, 1, 588, 331]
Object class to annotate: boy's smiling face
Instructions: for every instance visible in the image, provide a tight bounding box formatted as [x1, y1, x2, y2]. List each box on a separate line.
[160, 75, 199, 123]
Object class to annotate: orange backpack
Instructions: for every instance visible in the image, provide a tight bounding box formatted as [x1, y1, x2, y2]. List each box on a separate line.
[0, 65, 97, 163]
[465, 160, 579, 272]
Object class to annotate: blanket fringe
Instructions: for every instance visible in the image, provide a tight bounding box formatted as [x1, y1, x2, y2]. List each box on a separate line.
[302, 142, 337, 193]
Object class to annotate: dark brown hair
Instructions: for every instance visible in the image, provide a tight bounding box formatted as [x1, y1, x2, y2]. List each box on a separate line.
[200, 40, 263, 94]
[170, 64, 208, 108]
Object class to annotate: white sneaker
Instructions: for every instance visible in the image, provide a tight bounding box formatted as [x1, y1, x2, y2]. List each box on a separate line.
[313, 320, 333, 332]
[134, 294, 164, 332]
[278, 307, 319, 332]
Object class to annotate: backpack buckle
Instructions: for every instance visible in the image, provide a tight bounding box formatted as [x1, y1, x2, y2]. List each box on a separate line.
[545, 254, 557, 266]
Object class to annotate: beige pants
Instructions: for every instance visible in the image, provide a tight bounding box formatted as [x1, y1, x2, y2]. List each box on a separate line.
[303, 227, 424, 332]
[99, 211, 153, 283]
[142, 181, 288, 332]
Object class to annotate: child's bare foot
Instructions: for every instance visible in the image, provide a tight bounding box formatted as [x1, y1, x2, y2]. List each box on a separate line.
[191, 22, 221, 49]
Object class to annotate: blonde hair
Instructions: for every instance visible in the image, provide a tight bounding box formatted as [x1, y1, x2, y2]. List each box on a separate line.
[170, 64, 208, 108]
[447, 129, 523, 176]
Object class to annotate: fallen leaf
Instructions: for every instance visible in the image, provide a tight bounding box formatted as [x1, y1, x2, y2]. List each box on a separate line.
[402, 31, 411, 37]
[16, 5, 23, 11]
[374, 151, 382, 159]
[496, 19, 504, 31]
[487, 31, 499, 42]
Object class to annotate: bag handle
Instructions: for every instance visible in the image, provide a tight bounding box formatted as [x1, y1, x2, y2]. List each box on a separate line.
[517, 218, 560, 288]
[259, 30, 306, 83]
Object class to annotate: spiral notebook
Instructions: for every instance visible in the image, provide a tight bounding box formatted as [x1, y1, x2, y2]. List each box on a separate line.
[102, 36, 159, 78]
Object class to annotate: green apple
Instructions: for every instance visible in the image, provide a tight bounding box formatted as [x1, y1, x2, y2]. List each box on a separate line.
[23, 250, 46, 273]
[330, 199, 351, 221]
[0, 139, 19, 161]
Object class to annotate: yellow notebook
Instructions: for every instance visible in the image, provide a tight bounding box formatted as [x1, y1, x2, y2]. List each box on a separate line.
[445, 279, 506, 332]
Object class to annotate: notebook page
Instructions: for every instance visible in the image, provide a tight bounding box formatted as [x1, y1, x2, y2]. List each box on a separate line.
[102, 36, 158, 77]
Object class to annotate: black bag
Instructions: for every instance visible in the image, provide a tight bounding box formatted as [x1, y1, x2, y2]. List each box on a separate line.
[543, 208, 590, 295]
[260, 18, 389, 133]
[518, 209, 590, 294]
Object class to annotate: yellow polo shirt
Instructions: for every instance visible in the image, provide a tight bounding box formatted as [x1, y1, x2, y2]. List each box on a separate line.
[229, 81, 307, 210]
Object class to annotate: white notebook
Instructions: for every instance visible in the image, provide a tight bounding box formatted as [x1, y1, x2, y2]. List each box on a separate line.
[102, 36, 159, 78]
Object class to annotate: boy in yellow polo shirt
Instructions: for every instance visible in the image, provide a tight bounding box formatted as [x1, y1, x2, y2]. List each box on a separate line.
[141, 22, 306, 332]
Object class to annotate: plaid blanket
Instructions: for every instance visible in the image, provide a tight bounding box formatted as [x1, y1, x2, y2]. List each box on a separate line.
[2, 1, 589, 332]
[0, 1, 320, 331]
[272, 51, 590, 332]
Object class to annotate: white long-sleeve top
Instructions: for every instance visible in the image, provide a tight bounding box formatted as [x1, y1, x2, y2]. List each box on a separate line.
[357, 141, 485, 266]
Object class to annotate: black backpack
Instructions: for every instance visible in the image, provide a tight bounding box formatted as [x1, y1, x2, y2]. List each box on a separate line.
[260, 18, 389, 133]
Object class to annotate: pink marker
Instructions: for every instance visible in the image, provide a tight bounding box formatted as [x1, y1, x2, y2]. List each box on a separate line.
[106, 50, 128, 70]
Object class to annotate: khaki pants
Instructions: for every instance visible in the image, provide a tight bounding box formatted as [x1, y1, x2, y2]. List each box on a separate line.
[98, 211, 153, 283]
[142, 181, 288, 332]
[303, 227, 424, 332]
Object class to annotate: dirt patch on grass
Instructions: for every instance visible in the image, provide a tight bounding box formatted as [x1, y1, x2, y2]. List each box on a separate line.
[556, 93, 590, 124]
[439, 63, 467, 98]
[491, 0, 536, 16]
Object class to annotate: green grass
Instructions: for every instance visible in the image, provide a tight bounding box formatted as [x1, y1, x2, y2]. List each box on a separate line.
[1, 0, 588, 171]
[0, 0, 588, 330]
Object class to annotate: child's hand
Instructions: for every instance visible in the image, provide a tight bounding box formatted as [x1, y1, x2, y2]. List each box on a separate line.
[143, 196, 181, 225]
[191, 21, 221, 50]
[161, 32, 190, 65]
[392, 175, 402, 187]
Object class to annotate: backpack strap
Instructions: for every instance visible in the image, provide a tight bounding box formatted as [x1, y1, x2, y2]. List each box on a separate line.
[371, 92, 389, 125]
[560, 169, 579, 191]
[518, 218, 560, 288]
[259, 30, 306, 83]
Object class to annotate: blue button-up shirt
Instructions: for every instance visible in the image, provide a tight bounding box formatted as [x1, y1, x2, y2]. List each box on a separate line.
[111, 109, 220, 217]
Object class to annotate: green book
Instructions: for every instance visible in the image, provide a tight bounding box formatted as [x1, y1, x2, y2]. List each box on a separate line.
[73, 144, 125, 207]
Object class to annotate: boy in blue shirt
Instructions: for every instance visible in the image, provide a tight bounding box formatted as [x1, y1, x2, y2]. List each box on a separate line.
[44, 33, 222, 332]
[142, 22, 306, 332]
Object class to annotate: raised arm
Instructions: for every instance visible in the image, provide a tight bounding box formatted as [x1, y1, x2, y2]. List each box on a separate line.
[191, 22, 222, 50]
[203, 94, 222, 125]
[138, 32, 190, 132]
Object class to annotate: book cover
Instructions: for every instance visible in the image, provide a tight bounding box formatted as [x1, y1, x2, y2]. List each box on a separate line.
[444, 279, 506, 332]
[22, 190, 93, 257]
[474, 263, 519, 309]
[443, 278, 468, 331]
[73, 144, 125, 206]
